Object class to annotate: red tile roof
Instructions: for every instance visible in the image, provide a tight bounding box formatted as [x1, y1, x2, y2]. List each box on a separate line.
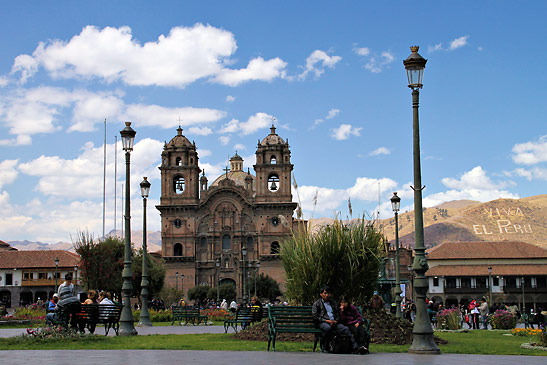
[0, 250, 79, 269]
[0, 240, 17, 251]
[426, 241, 547, 260]
[427, 264, 547, 277]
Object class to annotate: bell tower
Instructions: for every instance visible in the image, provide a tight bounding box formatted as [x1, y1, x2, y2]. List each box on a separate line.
[254, 124, 293, 203]
[159, 126, 201, 205]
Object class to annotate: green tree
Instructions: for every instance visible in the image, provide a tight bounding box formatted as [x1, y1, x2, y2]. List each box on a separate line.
[207, 283, 237, 302]
[282, 217, 384, 305]
[248, 273, 282, 301]
[187, 285, 210, 307]
[158, 286, 185, 307]
[73, 232, 124, 297]
[131, 250, 167, 299]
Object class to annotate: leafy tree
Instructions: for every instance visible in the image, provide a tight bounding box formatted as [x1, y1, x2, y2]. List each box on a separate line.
[248, 273, 282, 301]
[131, 250, 167, 299]
[158, 287, 185, 307]
[207, 283, 236, 302]
[187, 285, 210, 307]
[282, 217, 384, 305]
[73, 232, 124, 297]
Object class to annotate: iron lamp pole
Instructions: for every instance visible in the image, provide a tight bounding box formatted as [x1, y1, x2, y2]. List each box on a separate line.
[254, 261, 260, 297]
[242, 246, 247, 304]
[391, 192, 402, 318]
[522, 276, 525, 314]
[488, 266, 493, 306]
[404, 46, 439, 354]
[175, 272, 179, 292]
[119, 121, 138, 336]
[216, 258, 221, 302]
[138, 177, 152, 327]
[54, 257, 59, 291]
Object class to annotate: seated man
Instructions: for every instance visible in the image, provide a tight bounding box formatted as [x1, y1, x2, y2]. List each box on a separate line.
[312, 286, 365, 354]
[45, 293, 59, 325]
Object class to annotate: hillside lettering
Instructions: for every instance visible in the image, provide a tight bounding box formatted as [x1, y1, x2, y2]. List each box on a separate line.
[473, 220, 533, 235]
[483, 207, 524, 218]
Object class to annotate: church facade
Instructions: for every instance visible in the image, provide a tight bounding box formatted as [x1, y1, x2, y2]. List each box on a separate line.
[156, 125, 300, 301]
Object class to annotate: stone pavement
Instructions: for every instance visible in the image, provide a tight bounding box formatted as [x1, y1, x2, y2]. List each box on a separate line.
[0, 325, 544, 364]
[2, 350, 546, 365]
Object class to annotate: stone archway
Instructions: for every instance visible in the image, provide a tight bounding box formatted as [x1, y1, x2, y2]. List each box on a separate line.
[0, 290, 11, 308]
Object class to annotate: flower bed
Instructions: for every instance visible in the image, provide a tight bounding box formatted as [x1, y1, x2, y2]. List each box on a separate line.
[489, 310, 516, 330]
[436, 308, 462, 330]
[511, 328, 541, 337]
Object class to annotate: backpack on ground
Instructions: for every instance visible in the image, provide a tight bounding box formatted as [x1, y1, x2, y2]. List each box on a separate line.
[328, 334, 353, 354]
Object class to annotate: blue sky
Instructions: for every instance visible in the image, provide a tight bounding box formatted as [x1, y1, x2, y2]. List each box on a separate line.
[0, 1, 545, 243]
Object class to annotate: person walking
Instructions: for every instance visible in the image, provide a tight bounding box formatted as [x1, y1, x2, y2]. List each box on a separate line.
[479, 297, 489, 330]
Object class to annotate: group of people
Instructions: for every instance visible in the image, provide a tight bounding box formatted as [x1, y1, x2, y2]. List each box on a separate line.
[45, 272, 115, 331]
[312, 286, 370, 355]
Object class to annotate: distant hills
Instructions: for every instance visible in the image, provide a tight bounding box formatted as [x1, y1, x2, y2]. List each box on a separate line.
[7, 194, 546, 252]
[379, 194, 546, 249]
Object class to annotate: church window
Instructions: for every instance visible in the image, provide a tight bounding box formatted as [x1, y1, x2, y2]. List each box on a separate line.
[268, 174, 279, 192]
[270, 241, 280, 255]
[174, 243, 183, 256]
[270, 155, 277, 164]
[200, 237, 207, 249]
[190, 157, 194, 164]
[176, 157, 182, 166]
[174, 176, 185, 194]
[246, 237, 253, 248]
[174, 219, 182, 228]
[222, 234, 231, 251]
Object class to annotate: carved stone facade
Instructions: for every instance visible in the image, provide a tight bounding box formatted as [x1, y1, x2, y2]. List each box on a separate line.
[156, 125, 298, 301]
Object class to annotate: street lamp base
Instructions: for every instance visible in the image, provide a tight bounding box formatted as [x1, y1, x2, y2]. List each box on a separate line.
[408, 334, 440, 354]
[138, 320, 153, 327]
[118, 324, 138, 336]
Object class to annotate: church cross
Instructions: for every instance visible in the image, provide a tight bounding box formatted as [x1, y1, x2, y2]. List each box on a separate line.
[223, 165, 230, 178]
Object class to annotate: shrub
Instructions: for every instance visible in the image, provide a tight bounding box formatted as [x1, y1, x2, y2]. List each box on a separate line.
[201, 308, 228, 322]
[131, 309, 173, 322]
[489, 309, 516, 329]
[511, 328, 541, 337]
[14, 307, 46, 321]
[436, 308, 462, 330]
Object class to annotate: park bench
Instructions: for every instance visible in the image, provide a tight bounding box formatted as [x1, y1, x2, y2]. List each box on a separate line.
[171, 306, 209, 326]
[223, 306, 265, 333]
[267, 305, 322, 352]
[76, 304, 123, 335]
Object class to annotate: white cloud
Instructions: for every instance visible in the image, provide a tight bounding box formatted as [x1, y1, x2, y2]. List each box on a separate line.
[11, 24, 287, 88]
[325, 108, 339, 120]
[188, 127, 213, 136]
[331, 124, 362, 140]
[197, 149, 212, 158]
[219, 118, 240, 134]
[369, 147, 390, 156]
[354, 47, 370, 56]
[212, 57, 287, 86]
[226, 95, 236, 102]
[428, 43, 443, 53]
[240, 112, 275, 135]
[442, 166, 506, 190]
[18, 138, 162, 199]
[0, 160, 19, 189]
[233, 144, 246, 151]
[296, 176, 397, 215]
[298, 50, 342, 80]
[124, 104, 226, 129]
[0, 76, 9, 87]
[422, 166, 518, 207]
[364, 51, 395, 73]
[219, 136, 230, 145]
[510, 167, 547, 181]
[69, 92, 125, 132]
[511, 135, 547, 165]
[449, 35, 469, 50]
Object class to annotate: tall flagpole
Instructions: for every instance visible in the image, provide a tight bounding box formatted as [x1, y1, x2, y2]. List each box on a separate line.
[114, 135, 117, 237]
[103, 119, 107, 238]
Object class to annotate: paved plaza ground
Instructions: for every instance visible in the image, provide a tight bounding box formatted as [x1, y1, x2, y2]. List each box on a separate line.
[0, 325, 544, 364]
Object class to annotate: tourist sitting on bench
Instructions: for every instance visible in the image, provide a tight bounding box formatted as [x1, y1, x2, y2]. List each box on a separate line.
[312, 285, 365, 354]
[339, 296, 369, 353]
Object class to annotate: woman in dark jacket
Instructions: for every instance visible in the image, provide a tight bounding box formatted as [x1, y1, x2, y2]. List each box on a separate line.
[339, 296, 369, 353]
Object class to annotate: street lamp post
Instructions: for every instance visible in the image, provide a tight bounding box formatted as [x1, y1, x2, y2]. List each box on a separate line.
[488, 266, 493, 306]
[242, 246, 247, 304]
[119, 121, 137, 336]
[181, 274, 184, 298]
[404, 46, 439, 354]
[54, 257, 59, 291]
[522, 276, 526, 314]
[139, 177, 152, 327]
[391, 192, 402, 318]
[175, 272, 179, 291]
[254, 261, 260, 297]
[216, 258, 221, 302]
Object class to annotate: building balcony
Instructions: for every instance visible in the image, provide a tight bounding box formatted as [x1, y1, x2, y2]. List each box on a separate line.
[21, 278, 57, 287]
[443, 287, 489, 294]
[503, 286, 547, 294]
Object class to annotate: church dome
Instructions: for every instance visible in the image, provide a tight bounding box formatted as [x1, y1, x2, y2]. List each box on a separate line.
[260, 125, 285, 146]
[211, 170, 256, 191]
[166, 126, 193, 148]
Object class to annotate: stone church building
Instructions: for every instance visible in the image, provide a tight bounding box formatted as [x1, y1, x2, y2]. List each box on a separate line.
[156, 125, 301, 301]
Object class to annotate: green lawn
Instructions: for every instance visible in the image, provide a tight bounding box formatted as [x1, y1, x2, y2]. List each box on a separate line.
[0, 330, 544, 356]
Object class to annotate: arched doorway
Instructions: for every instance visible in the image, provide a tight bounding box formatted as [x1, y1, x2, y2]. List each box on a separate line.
[20, 291, 33, 306]
[220, 278, 236, 288]
[174, 243, 182, 256]
[0, 290, 11, 308]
